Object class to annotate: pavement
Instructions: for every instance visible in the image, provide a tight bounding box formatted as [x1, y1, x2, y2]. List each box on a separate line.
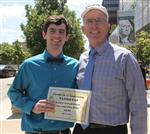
[0, 97, 23, 134]
[0, 77, 150, 134]
[147, 90, 150, 107]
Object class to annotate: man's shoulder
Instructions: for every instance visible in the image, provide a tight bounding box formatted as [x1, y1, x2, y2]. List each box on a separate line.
[23, 53, 44, 64]
[110, 42, 131, 54]
[64, 55, 79, 64]
[109, 42, 137, 61]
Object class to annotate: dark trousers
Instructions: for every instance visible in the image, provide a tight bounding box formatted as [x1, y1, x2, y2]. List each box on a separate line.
[25, 128, 71, 134]
[73, 124, 128, 134]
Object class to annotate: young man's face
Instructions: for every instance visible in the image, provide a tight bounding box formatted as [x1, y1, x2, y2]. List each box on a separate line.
[43, 23, 69, 52]
[82, 10, 110, 48]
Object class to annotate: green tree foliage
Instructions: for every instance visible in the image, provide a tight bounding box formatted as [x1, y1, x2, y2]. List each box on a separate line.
[21, 0, 84, 59]
[0, 41, 31, 65]
[126, 31, 150, 66]
[109, 24, 117, 34]
[0, 43, 15, 64]
[12, 40, 31, 65]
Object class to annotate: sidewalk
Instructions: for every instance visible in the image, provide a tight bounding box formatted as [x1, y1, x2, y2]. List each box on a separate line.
[147, 90, 150, 107]
[0, 97, 23, 134]
[1, 119, 22, 134]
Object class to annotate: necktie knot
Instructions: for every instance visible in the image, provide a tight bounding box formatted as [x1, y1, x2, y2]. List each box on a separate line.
[46, 57, 64, 63]
[90, 49, 97, 57]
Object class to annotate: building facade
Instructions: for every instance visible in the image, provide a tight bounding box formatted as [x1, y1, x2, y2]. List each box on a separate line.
[118, 0, 150, 32]
[119, 0, 135, 11]
[102, 0, 119, 24]
[135, 0, 150, 32]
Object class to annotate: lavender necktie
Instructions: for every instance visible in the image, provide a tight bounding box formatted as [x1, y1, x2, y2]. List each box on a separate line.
[81, 48, 96, 90]
[80, 48, 96, 129]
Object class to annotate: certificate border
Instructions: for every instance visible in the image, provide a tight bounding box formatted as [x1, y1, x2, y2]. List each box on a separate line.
[45, 87, 91, 124]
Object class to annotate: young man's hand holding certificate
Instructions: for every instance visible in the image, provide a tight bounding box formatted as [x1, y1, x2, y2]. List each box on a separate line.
[45, 87, 91, 124]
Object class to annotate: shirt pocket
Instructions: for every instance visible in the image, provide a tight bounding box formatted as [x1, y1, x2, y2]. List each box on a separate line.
[93, 63, 124, 96]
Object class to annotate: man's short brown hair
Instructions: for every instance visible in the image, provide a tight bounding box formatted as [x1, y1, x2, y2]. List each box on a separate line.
[43, 15, 70, 35]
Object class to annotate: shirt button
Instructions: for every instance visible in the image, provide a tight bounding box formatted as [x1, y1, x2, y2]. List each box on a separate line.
[54, 81, 57, 83]
[54, 68, 56, 70]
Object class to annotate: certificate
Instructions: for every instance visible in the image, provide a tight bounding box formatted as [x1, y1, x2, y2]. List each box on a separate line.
[45, 87, 91, 124]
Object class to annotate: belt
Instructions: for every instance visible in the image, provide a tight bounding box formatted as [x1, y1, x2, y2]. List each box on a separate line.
[25, 128, 70, 134]
[89, 123, 126, 128]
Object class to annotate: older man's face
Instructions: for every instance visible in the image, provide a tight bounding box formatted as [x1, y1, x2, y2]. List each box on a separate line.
[82, 10, 110, 48]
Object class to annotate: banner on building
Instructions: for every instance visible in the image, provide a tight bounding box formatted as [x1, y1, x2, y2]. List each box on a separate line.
[118, 11, 135, 45]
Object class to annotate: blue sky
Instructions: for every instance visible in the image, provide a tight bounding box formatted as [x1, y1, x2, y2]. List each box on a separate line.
[0, 0, 102, 44]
